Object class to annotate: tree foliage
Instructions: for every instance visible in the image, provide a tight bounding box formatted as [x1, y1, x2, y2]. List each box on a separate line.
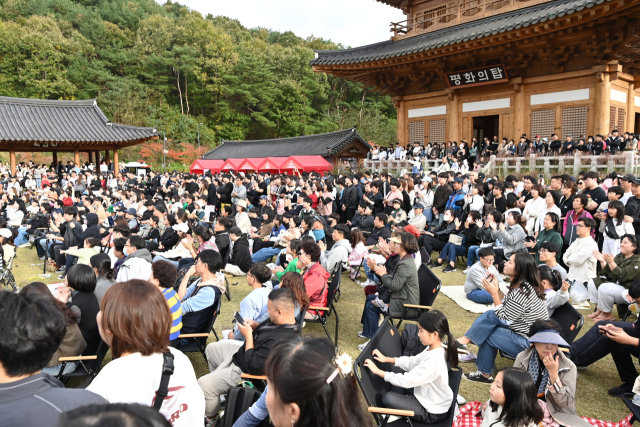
[0, 0, 398, 161]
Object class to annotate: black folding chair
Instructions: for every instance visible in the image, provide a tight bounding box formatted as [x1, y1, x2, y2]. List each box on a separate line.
[56, 339, 110, 386]
[355, 318, 463, 427]
[550, 302, 585, 345]
[306, 265, 342, 347]
[420, 246, 431, 266]
[172, 297, 222, 363]
[622, 393, 640, 425]
[388, 264, 441, 329]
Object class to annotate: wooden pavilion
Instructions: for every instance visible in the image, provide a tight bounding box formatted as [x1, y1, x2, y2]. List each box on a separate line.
[0, 96, 158, 174]
[311, 0, 640, 146]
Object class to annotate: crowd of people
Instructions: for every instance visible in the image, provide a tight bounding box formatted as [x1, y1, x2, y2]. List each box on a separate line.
[0, 156, 640, 427]
[367, 130, 640, 173]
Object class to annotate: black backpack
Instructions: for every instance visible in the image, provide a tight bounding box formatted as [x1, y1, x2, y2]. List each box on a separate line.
[220, 386, 269, 427]
[401, 324, 427, 357]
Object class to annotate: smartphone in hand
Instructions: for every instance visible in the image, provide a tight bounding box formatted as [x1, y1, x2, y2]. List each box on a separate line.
[234, 311, 245, 326]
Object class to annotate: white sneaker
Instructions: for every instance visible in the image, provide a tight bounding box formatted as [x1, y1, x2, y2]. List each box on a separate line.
[359, 279, 372, 288]
[358, 340, 370, 351]
[462, 267, 470, 274]
[457, 394, 467, 405]
[19, 243, 31, 248]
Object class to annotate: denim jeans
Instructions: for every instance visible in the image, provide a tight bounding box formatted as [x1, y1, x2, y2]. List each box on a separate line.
[252, 246, 281, 263]
[439, 242, 466, 262]
[361, 294, 384, 338]
[464, 310, 529, 375]
[41, 361, 77, 376]
[37, 238, 55, 258]
[14, 227, 29, 246]
[466, 289, 494, 304]
[466, 246, 481, 267]
[152, 255, 180, 268]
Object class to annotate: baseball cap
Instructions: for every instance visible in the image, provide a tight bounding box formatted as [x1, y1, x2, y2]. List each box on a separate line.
[453, 177, 464, 183]
[392, 199, 402, 205]
[421, 176, 432, 183]
[413, 204, 424, 210]
[126, 208, 136, 215]
[260, 195, 268, 200]
[617, 173, 637, 182]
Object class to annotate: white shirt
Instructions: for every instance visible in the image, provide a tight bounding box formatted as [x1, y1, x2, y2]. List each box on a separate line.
[563, 236, 598, 283]
[384, 347, 453, 414]
[622, 192, 633, 205]
[87, 348, 204, 427]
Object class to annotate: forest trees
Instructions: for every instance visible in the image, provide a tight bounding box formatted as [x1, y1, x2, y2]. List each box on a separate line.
[0, 0, 397, 161]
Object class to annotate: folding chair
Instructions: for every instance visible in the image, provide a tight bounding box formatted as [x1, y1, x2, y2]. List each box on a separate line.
[388, 264, 441, 329]
[355, 318, 463, 427]
[622, 303, 639, 322]
[419, 247, 430, 266]
[0, 256, 17, 291]
[350, 258, 366, 283]
[172, 297, 222, 363]
[56, 339, 110, 385]
[550, 302, 585, 344]
[622, 393, 640, 425]
[306, 264, 342, 347]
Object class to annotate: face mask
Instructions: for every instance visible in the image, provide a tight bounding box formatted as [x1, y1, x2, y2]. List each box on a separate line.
[123, 246, 129, 256]
[443, 214, 451, 221]
[312, 229, 325, 241]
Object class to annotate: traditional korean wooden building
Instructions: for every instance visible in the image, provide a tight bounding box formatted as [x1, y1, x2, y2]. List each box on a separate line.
[311, 0, 640, 146]
[0, 97, 158, 174]
[203, 127, 371, 164]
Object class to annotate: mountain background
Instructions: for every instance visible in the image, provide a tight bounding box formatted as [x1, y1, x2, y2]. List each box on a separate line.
[0, 0, 397, 163]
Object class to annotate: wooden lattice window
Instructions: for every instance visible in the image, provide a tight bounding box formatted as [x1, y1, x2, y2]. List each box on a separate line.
[610, 106, 618, 133]
[617, 108, 626, 131]
[531, 109, 555, 139]
[420, 5, 446, 28]
[429, 119, 446, 144]
[409, 121, 425, 145]
[561, 106, 587, 140]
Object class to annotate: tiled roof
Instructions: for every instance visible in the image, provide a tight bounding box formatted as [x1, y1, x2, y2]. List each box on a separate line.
[0, 97, 158, 143]
[375, 0, 404, 9]
[203, 127, 371, 160]
[311, 0, 609, 66]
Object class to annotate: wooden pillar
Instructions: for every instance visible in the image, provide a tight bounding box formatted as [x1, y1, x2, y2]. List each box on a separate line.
[95, 151, 100, 164]
[9, 150, 16, 175]
[88, 151, 93, 164]
[396, 97, 407, 146]
[52, 151, 58, 166]
[74, 148, 80, 166]
[627, 82, 635, 132]
[594, 70, 611, 134]
[113, 149, 119, 177]
[448, 91, 460, 142]
[105, 150, 110, 163]
[513, 78, 526, 138]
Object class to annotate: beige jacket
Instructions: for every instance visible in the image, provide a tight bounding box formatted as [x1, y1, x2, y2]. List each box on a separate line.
[48, 323, 87, 368]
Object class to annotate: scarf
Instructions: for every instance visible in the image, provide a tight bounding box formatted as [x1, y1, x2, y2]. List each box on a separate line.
[528, 350, 551, 395]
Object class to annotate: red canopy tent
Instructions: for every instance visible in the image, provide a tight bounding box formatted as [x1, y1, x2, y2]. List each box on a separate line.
[189, 160, 224, 174]
[256, 157, 288, 173]
[287, 156, 333, 172]
[220, 158, 244, 172]
[236, 157, 263, 172]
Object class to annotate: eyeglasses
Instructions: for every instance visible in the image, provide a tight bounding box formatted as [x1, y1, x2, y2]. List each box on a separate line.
[539, 248, 548, 253]
[481, 258, 494, 263]
[575, 224, 585, 228]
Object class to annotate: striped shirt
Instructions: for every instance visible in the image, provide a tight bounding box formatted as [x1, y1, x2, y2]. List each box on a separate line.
[495, 282, 548, 337]
[162, 288, 183, 341]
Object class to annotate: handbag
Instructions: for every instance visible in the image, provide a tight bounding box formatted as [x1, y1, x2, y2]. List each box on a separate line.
[448, 234, 463, 246]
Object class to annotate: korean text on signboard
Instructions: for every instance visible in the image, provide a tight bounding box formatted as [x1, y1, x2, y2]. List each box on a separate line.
[446, 65, 508, 89]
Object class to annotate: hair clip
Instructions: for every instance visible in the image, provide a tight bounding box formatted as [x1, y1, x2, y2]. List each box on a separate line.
[327, 353, 353, 384]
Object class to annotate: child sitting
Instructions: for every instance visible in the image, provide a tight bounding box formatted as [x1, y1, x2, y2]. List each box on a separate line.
[348, 228, 369, 280]
[538, 265, 570, 316]
[363, 311, 458, 423]
[60, 237, 100, 280]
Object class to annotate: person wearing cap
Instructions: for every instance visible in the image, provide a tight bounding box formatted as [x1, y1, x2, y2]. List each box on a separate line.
[408, 204, 427, 231]
[151, 222, 192, 267]
[235, 199, 252, 235]
[224, 226, 253, 276]
[513, 319, 588, 427]
[124, 207, 138, 230]
[618, 173, 635, 205]
[444, 177, 466, 213]
[388, 198, 407, 226]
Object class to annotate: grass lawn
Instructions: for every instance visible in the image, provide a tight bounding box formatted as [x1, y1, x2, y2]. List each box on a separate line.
[9, 247, 631, 421]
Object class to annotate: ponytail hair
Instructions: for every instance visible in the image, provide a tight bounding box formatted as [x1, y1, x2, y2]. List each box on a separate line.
[418, 310, 458, 369]
[508, 211, 527, 230]
[538, 265, 562, 291]
[264, 336, 370, 427]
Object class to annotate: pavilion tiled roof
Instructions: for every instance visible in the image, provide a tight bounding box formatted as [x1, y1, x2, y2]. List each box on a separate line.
[311, 0, 610, 66]
[0, 97, 158, 143]
[203, 127, 370, 160]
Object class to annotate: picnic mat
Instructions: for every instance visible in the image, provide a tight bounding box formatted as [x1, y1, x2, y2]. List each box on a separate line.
[441, 286, 592, 314]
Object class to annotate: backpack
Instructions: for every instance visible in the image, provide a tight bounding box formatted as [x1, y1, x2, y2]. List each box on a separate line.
[220, 386, 269, 427]
[401, 324, 427, 357]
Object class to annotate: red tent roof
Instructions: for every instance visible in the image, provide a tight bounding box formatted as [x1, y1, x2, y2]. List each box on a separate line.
[237, 158, 262, 171]
[190, 160, 224, 174]
[221, 158, 244, 171]
[257, 157, 288, 172]
[284, 156, 333, 172]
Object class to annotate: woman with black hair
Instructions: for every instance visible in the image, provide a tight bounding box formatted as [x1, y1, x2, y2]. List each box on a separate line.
[588, 234, 640, 322]
[457, 252, 548, 383]
[533, 190, 561, 236]
[480, 367, 544, 427]
[56, 264, 101, 355]
[91, 253, 115, 303]
[514, 320, 589, 427]
[490, 211, 527, 266]
[527, 212, 564, 264]
[364, 311, 458, 423]
[602, 200, 634, 256]
[539, 265, 569, 316]
[264, 336, 370, 427]
[434, 211, 481, 273]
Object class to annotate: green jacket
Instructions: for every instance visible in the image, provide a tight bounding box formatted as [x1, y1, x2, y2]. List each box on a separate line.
[594, 253, 640, 289]
[533, 229, 564, 264]
[380, 255, 419, 317]
[276, 257, 301, 280]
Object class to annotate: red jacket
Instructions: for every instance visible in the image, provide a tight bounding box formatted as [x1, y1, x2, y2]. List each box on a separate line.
[303, 262, 330, 316]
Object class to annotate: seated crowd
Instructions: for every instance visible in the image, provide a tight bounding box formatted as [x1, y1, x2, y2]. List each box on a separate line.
[1, 159, 640, 426]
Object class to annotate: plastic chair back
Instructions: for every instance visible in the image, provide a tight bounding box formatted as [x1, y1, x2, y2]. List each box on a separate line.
[418, 264, 441, 307]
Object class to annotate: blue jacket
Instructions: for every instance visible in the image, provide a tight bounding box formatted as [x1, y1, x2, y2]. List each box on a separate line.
[445, 189, 466, 211]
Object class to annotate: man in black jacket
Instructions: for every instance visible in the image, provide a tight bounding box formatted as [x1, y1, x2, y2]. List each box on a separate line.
[365, 214, 392, 248]
[198, 288, 300, 420]
[341, 176, 359, 223]
[48, 206, 82, 274]
[214, 217, 232, 266]
[624, 176, 640, 235]
[432, 173, 453, 229]
[224, 226, 253, 276]
[351, 203, 374, 232]
[217, 175, 233, 205]
[607, 129, 623, 154]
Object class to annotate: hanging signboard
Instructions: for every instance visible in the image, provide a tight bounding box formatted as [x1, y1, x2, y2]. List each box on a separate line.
[446, 64, 508, 89]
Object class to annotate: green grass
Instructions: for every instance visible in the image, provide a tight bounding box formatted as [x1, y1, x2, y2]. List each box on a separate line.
[10, 247, 630, 421]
